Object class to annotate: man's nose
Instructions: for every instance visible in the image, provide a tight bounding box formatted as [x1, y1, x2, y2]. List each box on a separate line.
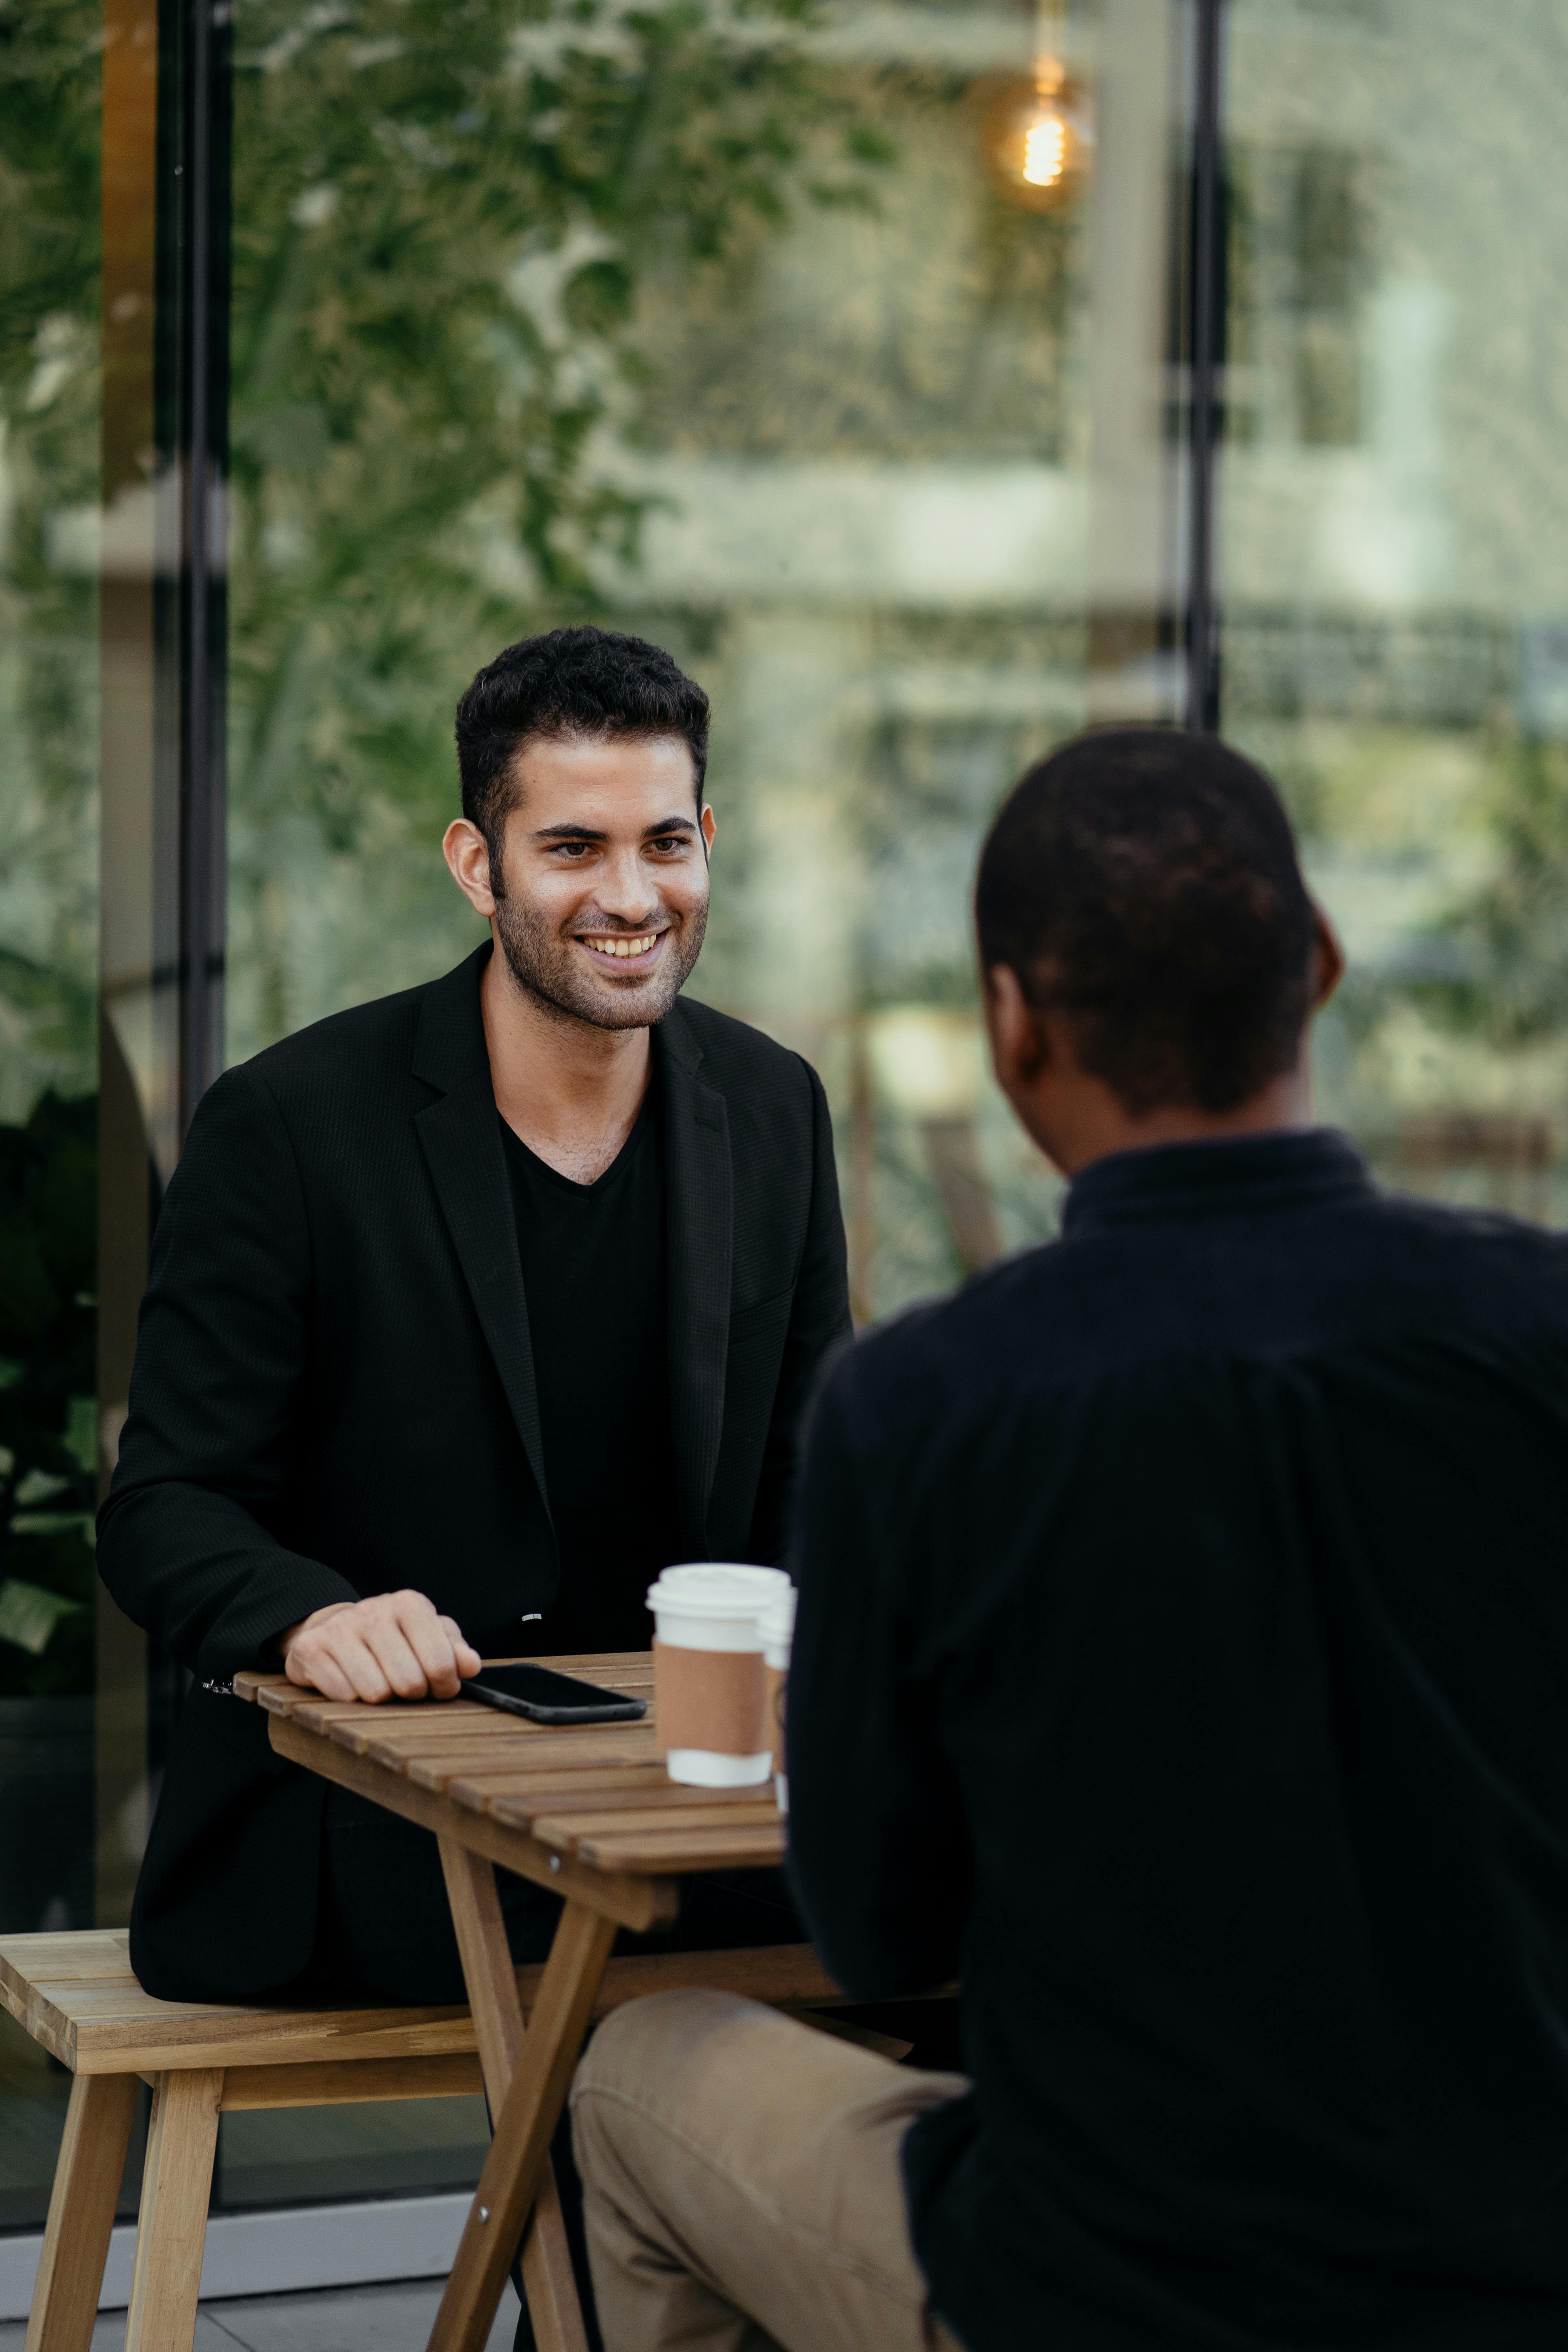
[595, 847, 660, 921]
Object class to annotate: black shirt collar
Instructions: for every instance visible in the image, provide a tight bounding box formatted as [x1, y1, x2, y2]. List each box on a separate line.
[1061, 1127, 1374, 1238]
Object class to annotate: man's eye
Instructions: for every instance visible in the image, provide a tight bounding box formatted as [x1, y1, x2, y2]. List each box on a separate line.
[552, 842, 591, 859]
[649, 836, 687, 856]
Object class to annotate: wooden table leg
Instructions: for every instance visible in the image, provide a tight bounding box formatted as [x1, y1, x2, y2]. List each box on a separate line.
[26, 2072, 139, 2352]
[123, 2070, 223, 2352]
[427, 1892, 618, 2352]
[438, 1840, 590, 2352]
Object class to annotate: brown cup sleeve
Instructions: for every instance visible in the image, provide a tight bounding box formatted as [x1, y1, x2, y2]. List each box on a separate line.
[654, 1638, 768, 1756]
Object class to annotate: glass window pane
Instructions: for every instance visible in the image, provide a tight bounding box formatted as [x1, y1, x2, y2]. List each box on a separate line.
[1221, 0, 1568, 1219]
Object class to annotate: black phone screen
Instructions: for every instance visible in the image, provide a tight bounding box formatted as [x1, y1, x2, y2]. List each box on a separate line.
[464, 1662, 647, 1724]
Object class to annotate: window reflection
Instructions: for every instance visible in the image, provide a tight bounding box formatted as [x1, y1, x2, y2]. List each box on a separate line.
[1223, 0, 1568, 1218]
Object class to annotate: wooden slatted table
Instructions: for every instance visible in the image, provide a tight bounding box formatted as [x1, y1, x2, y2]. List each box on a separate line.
[235, 1653, 813, 2352]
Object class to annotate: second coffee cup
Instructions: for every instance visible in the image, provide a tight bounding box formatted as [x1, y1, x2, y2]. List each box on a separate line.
[761, 1584, 796, 1815]
[646, 1563, 792, 1787]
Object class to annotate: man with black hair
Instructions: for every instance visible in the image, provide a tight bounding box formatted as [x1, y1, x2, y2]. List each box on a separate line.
[572, 728, 1568, 2352]
[100, 624, 850, 2005]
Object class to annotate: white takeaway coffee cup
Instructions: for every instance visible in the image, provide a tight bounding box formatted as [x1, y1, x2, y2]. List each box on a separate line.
[760, 1585, 797, 1815]
[646, 1563, 791, 1787]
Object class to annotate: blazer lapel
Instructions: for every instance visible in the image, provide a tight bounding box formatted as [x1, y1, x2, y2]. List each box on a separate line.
[658, 1008, 733, 1555]
[412, 950, 552, 1529]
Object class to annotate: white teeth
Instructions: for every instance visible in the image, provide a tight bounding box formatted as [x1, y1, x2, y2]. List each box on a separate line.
[589, 934, 656, 958]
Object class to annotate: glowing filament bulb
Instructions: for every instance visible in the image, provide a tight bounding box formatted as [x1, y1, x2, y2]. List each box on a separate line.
[979, 35, 1087, 214]
[1022, 112, 1066, 188]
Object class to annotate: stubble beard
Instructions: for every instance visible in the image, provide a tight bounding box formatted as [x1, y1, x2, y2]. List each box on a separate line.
[492, 884, 708, 1033]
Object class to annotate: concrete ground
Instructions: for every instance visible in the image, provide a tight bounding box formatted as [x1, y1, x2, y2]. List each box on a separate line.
[0, 2279, 520, 2352]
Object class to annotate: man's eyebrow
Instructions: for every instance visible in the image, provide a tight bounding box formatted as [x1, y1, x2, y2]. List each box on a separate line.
[529, 815, 698, 842]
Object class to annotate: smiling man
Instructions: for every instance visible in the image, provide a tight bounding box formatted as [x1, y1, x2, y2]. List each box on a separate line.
[98, 626, 850, 2006]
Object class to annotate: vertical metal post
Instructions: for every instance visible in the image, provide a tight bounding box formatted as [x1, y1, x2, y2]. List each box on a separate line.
[1185, 0, 1225, 732]
[96, 0, 231, 1924]
[97, 0, 161, 1930]
[176, 0, 231, 1128]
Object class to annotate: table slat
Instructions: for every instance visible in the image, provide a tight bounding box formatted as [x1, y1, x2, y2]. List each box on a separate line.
[413, 1759, 671, 1799]
[531, 1803, 776, 1851]
[571, 1825, 786, 1871]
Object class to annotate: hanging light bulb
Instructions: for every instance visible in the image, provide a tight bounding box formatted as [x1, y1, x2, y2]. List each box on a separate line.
[980, 3, 1091, 215]
[1022, 105, 1067, 193]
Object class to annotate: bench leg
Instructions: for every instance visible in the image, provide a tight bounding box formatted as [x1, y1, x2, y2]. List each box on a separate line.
[26, 2073, 140, 2352]
[123, 2071, 223, 2352]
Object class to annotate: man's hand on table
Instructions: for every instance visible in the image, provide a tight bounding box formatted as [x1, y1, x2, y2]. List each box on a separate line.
[279, 1590, 480, 1702]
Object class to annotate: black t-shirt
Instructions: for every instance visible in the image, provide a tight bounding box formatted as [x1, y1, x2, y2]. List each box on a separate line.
[499, 1075, 682, 1653]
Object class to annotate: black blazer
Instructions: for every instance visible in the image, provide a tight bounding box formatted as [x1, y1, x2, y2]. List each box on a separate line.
[100, 945, 850, 1999]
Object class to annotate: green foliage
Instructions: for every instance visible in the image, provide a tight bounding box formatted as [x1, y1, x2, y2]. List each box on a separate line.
[0, 0, 101, 1120]
[0, 1091, 96, 1700]
[0, 0, 100, 394]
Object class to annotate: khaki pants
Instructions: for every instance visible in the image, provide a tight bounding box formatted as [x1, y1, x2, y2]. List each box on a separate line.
[570, 1989, 969, 2352]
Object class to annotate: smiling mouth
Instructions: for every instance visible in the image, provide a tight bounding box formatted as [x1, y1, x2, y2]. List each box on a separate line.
[579, 930, 666, 965]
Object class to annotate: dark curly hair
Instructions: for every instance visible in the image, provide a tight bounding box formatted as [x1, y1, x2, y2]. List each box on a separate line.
[974, 729, 1316, 1116]
[455, 626, 710, 861]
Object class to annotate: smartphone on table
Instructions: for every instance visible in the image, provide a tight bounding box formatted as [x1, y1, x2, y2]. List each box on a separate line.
[462, 1661, 647, 1725]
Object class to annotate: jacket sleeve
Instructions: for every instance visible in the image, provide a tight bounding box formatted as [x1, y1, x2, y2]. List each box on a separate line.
[785, 1346, 972, 2000]
[746, 1057, 853, 1567]
[97, 1064, 360, 1681]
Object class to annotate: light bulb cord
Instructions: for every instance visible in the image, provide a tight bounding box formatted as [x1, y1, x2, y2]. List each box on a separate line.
[1032, 0, 1068, 95]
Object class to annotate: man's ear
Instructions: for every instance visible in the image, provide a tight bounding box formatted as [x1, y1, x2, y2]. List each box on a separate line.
[984, 964, 1047, 1098]
[444, 818, 498, 920]
[1309, 904, 1345, 1010]
[700, 803, 717, 859]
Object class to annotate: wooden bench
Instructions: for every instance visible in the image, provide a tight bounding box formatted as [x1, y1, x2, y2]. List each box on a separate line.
[1, 1927, 845, 2352]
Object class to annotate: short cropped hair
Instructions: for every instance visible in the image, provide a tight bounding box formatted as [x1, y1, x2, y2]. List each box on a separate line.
[455, 626, 710, 857]
[974, 729, 1317, 1116]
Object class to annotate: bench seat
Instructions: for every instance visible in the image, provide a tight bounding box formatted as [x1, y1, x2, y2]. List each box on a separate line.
[0, 1927, 843, 2352]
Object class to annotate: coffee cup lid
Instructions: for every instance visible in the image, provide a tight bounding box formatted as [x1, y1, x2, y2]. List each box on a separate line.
[656, 1561, 791, 1593]
[646, 1562, 789, 1620]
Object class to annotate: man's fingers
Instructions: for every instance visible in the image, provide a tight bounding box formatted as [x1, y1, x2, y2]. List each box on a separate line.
[362, 1616, 435, 1701]
[438, 1616, 482, 1679]
[393, 1593, 462, 1698]
[280, 1591, 472, 1704]
[286, 1641, 354, 1701]
[325, 1630, 394, 1704]
[291, 1631, 386, 1701]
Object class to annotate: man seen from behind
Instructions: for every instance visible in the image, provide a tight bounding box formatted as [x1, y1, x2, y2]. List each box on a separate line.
[571, 729, 1568, 2352]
